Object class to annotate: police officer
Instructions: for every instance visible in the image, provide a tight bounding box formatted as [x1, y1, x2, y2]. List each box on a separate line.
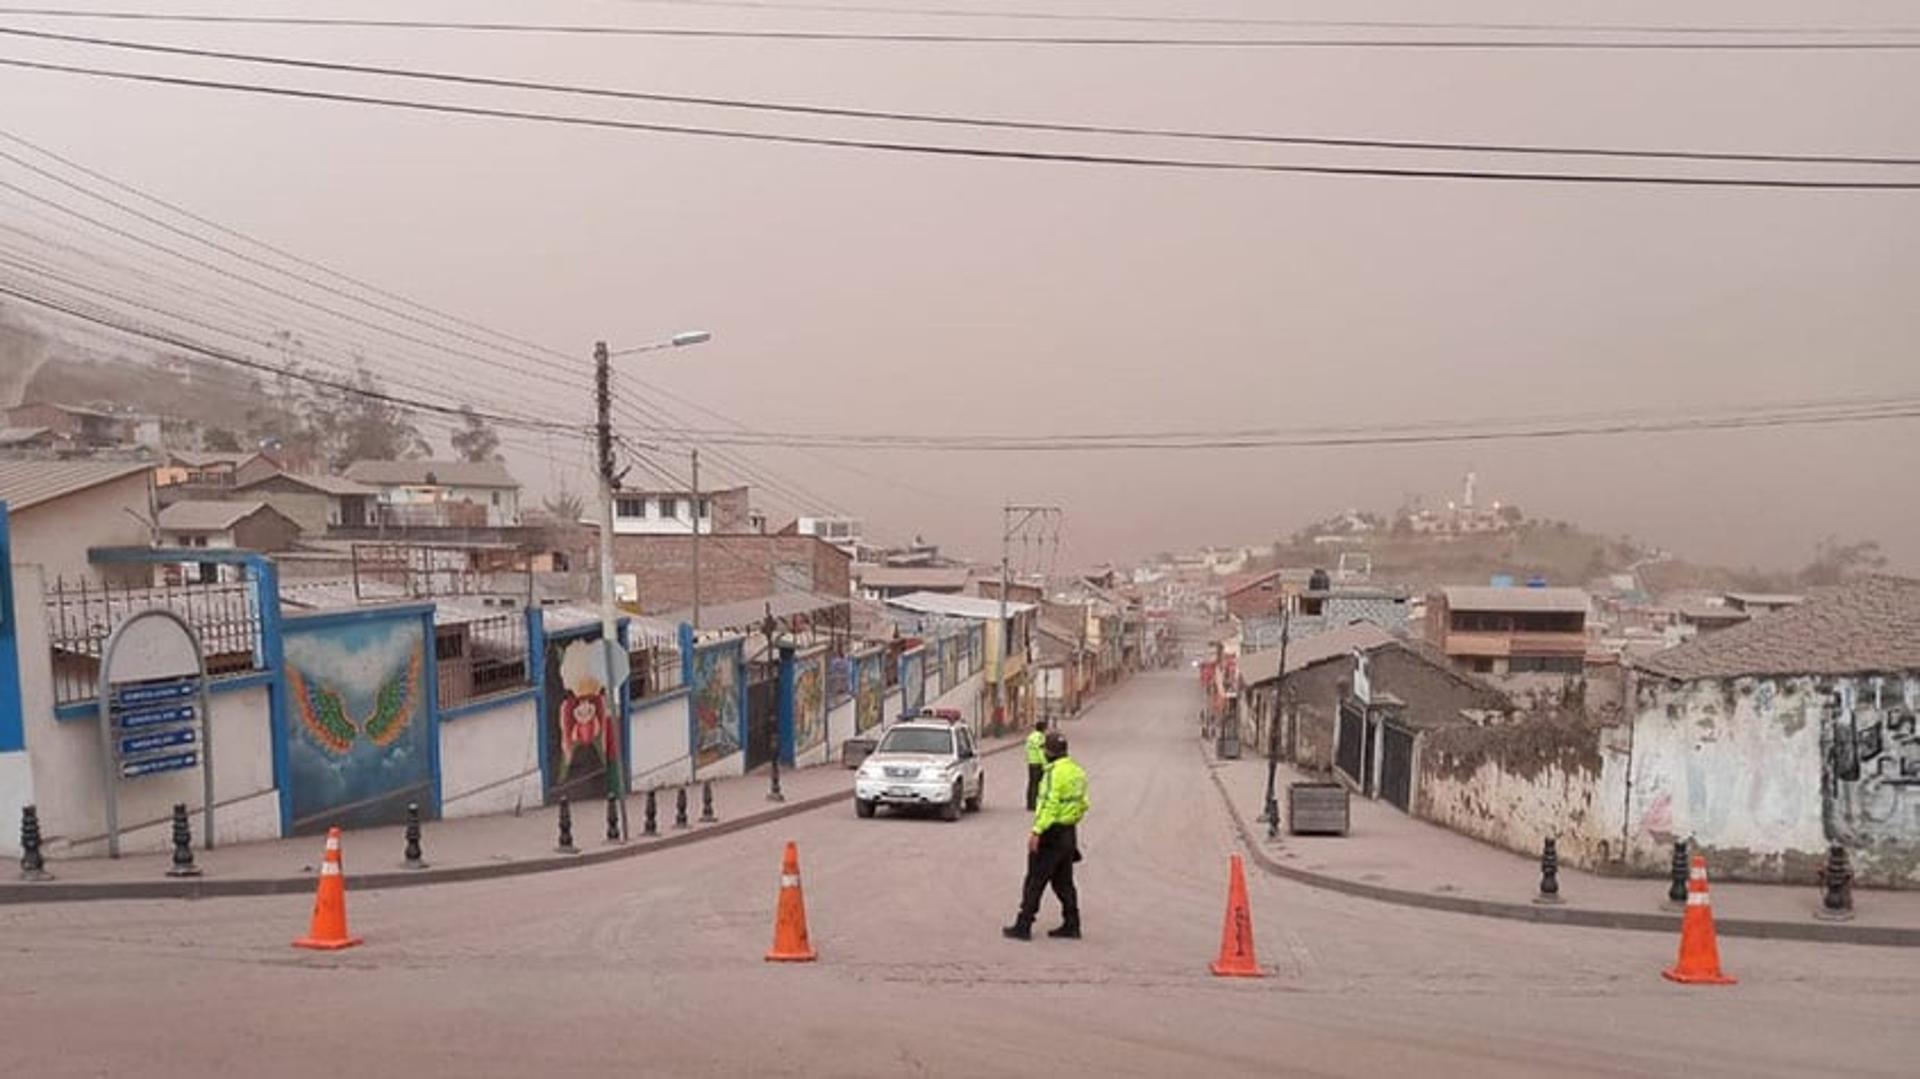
[1004, 732, 1088, 941]
[1023, 720, 1049, 811]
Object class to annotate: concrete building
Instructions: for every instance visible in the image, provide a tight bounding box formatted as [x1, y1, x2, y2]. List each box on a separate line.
[1221, 568, 1316, 622]
[344, 459, 521, 529]
[854, 564, 972, 602]
[1724, 591, 1805, 615]
[787, 516, 863, 558]
[232, 471, 377, 534]
[0, 459, 155, 586]
[1628, 575, 1920, 885]
[612, 485, 751, 536]
[156, 500, 302, 552]
[1425, 585, 1590, 676]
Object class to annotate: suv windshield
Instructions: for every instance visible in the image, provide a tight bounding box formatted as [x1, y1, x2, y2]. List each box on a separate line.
[876, 727, 954, 756]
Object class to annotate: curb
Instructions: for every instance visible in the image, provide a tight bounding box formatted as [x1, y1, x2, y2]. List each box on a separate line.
[0, 735, 1032, 905]
[1205, 759, 1920, 948]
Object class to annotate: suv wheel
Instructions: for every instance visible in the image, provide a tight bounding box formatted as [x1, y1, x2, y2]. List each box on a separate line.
[856, 797, 876, 819]
[964, 772, 984, 813]
[941, 782, 963, 822]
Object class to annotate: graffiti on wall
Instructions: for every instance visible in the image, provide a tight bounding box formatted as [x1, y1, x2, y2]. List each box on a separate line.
[902, 650, 926, 713]
[941, 635, 959, 694]
[1824, 676, 1920, 848]
[794, 652, 827, 757]
[693, 640, 744, 768]
[285, 615, 431, 834]
[855, 649, 885, 733]
[542, 631, 617, 803]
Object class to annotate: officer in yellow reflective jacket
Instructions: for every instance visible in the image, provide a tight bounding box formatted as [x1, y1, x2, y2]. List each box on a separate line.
[1023, 721, 1049, 811]
[1004, 732, 1088, 941]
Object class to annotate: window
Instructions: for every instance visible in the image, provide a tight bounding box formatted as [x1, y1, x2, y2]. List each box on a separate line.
[616, 497, 645, 519]
[660, 496, 679, 519]
[696, 497, 710, 519]
[491, 491, 501, 507]
[876, 728, 954, 756]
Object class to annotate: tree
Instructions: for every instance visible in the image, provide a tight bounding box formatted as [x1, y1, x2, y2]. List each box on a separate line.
[203, 427, 243, 453]
[1797, 537, 1887, 588]
[321, 360, 431, 470]
[542, 487, 587, 524]
[449, 406, 502, 463]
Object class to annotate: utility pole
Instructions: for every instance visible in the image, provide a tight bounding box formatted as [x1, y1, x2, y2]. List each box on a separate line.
[1261, 606, 1292, 839]
[998, 504, 1062, 733]
[593, 341, 629, 841]
[690, 447, 702, 634]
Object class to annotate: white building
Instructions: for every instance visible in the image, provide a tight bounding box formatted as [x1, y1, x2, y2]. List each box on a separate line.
[344, 459, 521, 529]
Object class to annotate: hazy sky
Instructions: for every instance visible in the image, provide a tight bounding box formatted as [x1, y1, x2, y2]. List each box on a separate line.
[3, 1, 1916, 573]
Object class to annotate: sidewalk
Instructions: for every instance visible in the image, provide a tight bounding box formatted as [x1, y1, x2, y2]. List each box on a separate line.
[1206, 745, 1920, 947]
[2, 731, 1026, 904]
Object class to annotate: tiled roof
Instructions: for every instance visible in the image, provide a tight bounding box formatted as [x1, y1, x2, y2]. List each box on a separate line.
[0, 458, 151, 510]
[1440, 586, 1590, 614]
[237, 471, 375, 497]
[345, 459, 518, 489]
[1637, 576, 1920, 680]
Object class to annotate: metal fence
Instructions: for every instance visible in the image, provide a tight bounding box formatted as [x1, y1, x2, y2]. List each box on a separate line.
[45, 575, 264, 707]
[436, 613, 531, 710]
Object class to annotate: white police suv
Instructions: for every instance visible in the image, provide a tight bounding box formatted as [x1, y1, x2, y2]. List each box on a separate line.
[853, 715, 984, 822]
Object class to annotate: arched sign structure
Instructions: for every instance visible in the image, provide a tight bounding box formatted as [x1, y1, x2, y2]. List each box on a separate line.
[95, 608, 216, 859]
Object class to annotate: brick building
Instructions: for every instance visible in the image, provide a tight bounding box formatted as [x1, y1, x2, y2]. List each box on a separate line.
[611, 533, 851, 614]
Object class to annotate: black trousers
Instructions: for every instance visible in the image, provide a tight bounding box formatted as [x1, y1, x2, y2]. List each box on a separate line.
[1016, 825, 1079, 929]
[1025, 763, 1044, 811]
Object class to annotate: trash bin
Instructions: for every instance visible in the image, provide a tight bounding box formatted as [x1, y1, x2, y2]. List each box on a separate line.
[1216, 724, 1240, 760]
[1288, 782, 1349, 836]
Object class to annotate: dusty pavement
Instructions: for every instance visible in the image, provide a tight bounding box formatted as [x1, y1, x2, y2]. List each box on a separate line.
[2, 672, 1916, 1078]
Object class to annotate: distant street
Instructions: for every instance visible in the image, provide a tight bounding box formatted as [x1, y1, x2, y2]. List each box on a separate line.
[3, 672, 1916, 1078]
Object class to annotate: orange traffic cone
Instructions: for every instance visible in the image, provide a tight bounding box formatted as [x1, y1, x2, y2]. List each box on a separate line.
[1662, 855, 1735, 985]
[765, 841, 817, 963]
[1210, 854, 1265, 978]
[294, 827, 363, 951]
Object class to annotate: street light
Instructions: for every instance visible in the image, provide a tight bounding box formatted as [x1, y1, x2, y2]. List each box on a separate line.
[593, 329, 712, 840]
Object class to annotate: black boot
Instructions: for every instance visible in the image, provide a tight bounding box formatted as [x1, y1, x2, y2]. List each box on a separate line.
[1002, 921, 1033, 941]
[1048, 917, 1081, 939]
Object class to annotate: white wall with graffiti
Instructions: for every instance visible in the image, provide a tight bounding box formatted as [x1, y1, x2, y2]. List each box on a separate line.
[1628, 672, 1920, 886]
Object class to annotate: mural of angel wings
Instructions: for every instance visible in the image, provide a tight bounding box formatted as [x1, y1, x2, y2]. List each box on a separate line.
[289, 646, 424, 757]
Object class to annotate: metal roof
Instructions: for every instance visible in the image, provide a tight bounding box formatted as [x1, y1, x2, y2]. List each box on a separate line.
[853, 565, 974, 590]
[344, 459, 519, 489]
[157, 500, 281, 533]
[1238, 622, 1397, 686]
[656, 591, 848, 633]
[1439, 586, 1590, 614]
[887, 591, 1035, 620]
[0, 458, 152, 511]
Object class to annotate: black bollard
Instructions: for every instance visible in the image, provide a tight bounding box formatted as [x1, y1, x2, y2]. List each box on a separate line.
[1816, 844, 1855, 921]
[1666, 840, 1690, 908]
[768, 758, 785, 804]
[555, 797, 579, 855]
[642, 789, 658, 837]
[1264, 795, 1280, 841]
[403, 802, 428, 870]
[674, 787, 690, 830]
[166, 803, 201, 878]
[700, 781, 718, 823]
[605, 791, 623, 843]
[19, 805, 51, 882]
[1535, 837, 1564, 905]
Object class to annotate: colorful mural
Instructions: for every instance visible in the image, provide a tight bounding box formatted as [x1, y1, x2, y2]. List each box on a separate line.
[543, 630, 617, 803]
[794, 652, 827, 757]
[693, 640, 744, 768]
[970, 625, 985, 674]
[902, 650, 926, 713]
[285, 614, 432, 835]
[855, 649, 885, 733]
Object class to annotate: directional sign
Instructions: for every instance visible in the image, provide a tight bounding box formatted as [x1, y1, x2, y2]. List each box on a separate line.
[115, 703, 196, 731]
[119, 727, 197, 757]
[120, 750, 199, 779]
[114, 680, 197, 707]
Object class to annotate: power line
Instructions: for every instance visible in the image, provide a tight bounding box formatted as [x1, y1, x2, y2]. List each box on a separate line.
[592, 0, 1920, 37]
[0, 276, 584, 431]
[0, 11, 1915, 48]
[5, 55, 1916, 190]
[6, 30, 1911, 169]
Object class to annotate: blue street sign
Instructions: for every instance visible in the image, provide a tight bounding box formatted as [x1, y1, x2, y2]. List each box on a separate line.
[119, 727, 197, 757]
[114, 704, 196, 731]
[120, 750, 198, 779]
[113, 680, 196, 707]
